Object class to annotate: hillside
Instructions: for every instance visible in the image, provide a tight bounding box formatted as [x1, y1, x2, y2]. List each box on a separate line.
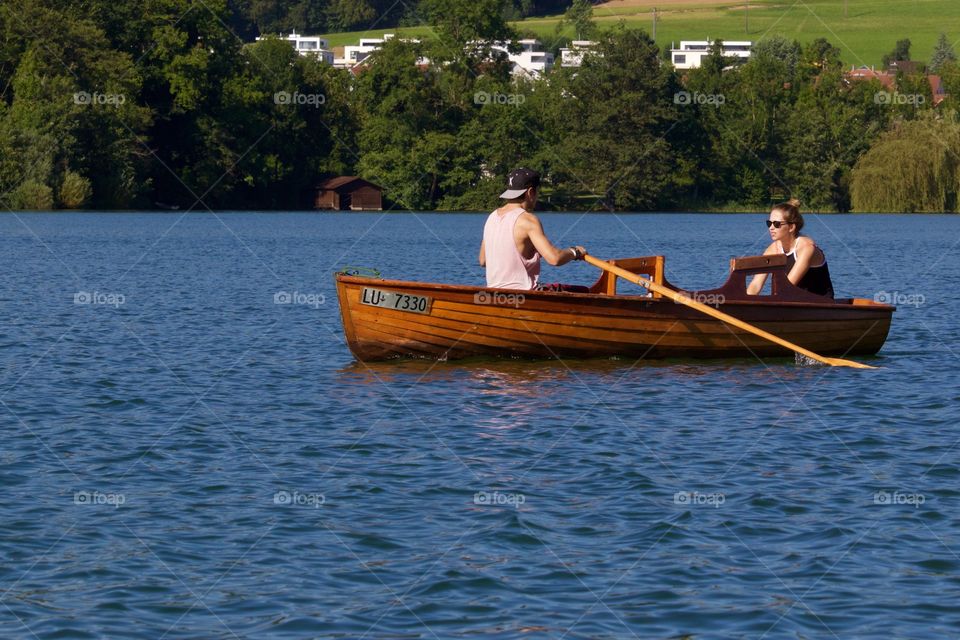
[320, 0, 960, 67]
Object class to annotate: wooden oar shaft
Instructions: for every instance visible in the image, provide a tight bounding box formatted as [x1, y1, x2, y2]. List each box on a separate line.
[584, 255, 875, 369]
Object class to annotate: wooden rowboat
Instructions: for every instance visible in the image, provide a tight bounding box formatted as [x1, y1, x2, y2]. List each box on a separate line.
[334, 255, 895, 362]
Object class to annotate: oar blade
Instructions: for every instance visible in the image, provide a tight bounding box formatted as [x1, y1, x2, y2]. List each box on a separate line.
[824, 357, 878, 369]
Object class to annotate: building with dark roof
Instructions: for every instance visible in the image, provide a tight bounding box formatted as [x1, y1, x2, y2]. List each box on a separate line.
[314, 177, 383, 211]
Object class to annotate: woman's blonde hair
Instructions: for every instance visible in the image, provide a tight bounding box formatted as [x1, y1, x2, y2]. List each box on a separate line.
[772, 198, 803, 234]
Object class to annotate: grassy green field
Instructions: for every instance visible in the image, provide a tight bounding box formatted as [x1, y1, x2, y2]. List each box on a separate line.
[320, 0, 960, 68]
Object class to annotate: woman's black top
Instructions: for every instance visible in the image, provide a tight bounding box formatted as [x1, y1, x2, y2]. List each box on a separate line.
[784, 246, 835, 298]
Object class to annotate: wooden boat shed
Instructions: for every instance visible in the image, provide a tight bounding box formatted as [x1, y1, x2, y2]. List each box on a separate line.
[315, 176, 383, 211]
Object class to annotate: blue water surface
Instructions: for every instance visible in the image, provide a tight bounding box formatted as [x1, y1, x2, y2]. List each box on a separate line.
[1, 212, 958, 639]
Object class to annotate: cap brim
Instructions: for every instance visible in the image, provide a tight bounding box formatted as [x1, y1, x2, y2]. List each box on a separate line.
[499, 188, 528, 199]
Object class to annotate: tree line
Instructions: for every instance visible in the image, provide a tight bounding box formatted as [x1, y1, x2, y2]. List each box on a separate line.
[229, 0, 569, 36]
[2, 0, 960, 212]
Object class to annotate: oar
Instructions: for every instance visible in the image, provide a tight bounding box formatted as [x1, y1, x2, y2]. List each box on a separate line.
[584, 254, 876, 369]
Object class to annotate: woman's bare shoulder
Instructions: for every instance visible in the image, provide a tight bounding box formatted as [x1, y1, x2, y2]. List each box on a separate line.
[795, 236, 818, 253]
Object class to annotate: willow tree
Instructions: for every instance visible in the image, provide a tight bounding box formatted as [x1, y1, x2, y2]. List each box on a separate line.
[850, 112, 960, 212]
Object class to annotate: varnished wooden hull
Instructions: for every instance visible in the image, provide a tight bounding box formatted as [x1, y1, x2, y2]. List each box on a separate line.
[335, 275, 894, 362]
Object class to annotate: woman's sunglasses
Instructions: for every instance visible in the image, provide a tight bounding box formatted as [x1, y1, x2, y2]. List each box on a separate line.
[766, 220, 789, 229]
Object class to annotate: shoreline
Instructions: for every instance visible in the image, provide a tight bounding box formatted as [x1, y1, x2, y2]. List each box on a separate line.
[3, 209, 957, 215]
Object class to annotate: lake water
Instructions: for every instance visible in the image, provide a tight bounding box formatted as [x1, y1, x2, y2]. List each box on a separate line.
[1, 212, 957, 639]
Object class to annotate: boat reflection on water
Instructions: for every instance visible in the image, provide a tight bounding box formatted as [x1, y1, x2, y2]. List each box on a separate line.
[338, 360, 614, 429]
[335, 356, 817, 421]
[337, 355, 816, 386]
[332, 356, 825, 456]
[337, 357, 647, 394]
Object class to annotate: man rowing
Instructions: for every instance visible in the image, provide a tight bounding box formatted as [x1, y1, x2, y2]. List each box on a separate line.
[478, 168, 588, 291]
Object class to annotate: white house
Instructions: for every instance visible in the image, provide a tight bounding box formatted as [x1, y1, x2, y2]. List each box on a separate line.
[670, 40, 752, 69]
[559, 40, 598, 68]
[334, 34, 428, 70]
[489, 39, 554, 77]
[256, 31, 334, 64]
[336, 34, 395, 68]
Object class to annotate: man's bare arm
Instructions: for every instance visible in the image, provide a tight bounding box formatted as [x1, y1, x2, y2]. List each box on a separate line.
[520, 214, 585, 266]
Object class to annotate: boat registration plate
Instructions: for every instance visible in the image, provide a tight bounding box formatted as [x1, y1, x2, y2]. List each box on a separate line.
[360, 287, 432, 315]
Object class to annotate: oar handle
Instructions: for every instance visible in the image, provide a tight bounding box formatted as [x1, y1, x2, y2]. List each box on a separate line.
[584, 255, 875, 369]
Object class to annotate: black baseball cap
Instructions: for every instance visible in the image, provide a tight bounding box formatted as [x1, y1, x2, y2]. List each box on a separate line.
[500, 168, 541, 199]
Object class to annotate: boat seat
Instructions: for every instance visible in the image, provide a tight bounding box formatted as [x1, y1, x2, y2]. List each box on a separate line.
[590, 256, 666, 297]
[692, 253, 835, 303]
[729, 254, 788, 275]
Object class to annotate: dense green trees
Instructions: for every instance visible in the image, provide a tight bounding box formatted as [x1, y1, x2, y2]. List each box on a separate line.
[212, 38, 355, 208]
[1, 0, 353, 210]
[1, 0, 957, 212]
[779, 41, 892, 212]
[545, 28, 682, 210]
[228, 0, 405, 36]
[676, 36, 925, 211]
[0, 0, 149, 208]
[222, 0, 569, 37]
[354, 39, 452, 210]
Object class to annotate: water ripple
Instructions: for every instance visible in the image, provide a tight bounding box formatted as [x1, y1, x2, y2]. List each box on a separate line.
[1, 213, 958, 638]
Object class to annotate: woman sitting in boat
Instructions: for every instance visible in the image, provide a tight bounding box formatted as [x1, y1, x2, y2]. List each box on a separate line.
[747, 199, 835, 298]
[479, 168, 588, 291]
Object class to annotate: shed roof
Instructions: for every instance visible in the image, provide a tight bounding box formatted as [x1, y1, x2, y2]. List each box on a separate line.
[317, 176, 381, 191]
